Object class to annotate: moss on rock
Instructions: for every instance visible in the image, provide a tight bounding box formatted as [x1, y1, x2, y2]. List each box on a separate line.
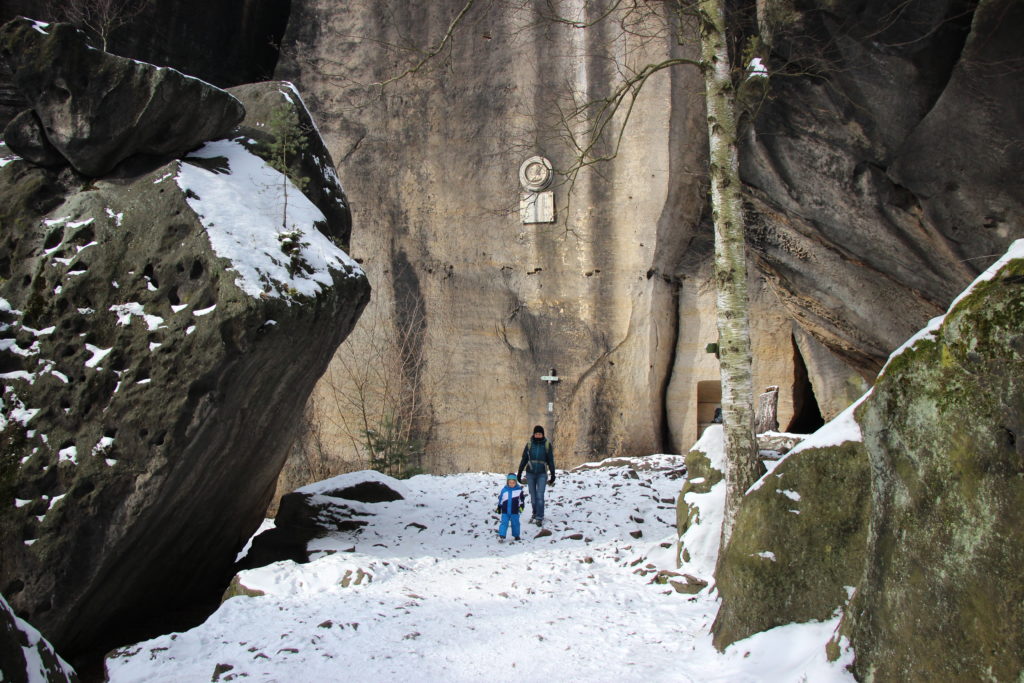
[220, 576, 265, 602]
[675, 447, 725, 564]
[847, 255, 1024, 681]
[712, 440, 870, 649]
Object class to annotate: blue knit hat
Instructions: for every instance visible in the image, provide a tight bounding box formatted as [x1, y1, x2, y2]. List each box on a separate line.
[506, 473, 518, 482]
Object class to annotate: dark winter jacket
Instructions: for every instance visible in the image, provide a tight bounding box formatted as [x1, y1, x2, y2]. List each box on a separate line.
[518, 437, 555, 479]
[496, 484, 526, 515]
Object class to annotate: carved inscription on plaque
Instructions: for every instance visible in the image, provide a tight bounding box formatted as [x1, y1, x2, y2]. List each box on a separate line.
[520, 190, 555, 223]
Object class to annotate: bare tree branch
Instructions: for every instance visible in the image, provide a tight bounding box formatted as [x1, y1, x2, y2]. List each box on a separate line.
[50, 0, 151, 51]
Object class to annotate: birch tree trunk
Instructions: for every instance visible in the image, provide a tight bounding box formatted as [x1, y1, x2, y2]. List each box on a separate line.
[698, 0, 760, 548]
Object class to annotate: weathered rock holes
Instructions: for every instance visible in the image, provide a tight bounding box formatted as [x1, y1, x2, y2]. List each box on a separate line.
[43, 227, 65, 251]
[167, 287, 180, 307]
[143, 263, 159, 289]
[161, 222, 190, 249]
[72, 479, 95, 499]
[70, 224, 95, 247]
[0, 352, 23, 374]
[61, 315, 85, 334]
[197, 292, 217, 311]
[189, 259, 204, 280]
[66, 261, 88, 275]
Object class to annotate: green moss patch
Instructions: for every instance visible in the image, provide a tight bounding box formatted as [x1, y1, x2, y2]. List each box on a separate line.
[848, 254, 1024, 680]
[712, 440, 870, 649]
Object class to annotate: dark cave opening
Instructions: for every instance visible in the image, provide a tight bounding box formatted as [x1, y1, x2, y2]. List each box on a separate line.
[787, 335, 824, 434]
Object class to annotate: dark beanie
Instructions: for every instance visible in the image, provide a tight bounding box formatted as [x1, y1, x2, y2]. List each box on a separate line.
[533, 425, 545, 436]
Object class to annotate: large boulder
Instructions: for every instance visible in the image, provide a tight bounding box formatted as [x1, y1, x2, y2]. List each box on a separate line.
[0, 1, 290, 130]
[847, 241, 1024, 680]
[712, 436, 871, 648]
[0, 81, 369, 667]
[0, 17, 245, 177]
[235, 493, 373, 569]
[0, 593, 76, 683]
[711, 240, 1024, 677]
[238, 470, 407, 569]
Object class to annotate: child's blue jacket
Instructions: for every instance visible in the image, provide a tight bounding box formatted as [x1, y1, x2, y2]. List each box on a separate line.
[497, 484, 525, 515]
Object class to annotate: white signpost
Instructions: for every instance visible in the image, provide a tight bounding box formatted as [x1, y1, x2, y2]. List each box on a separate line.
[541, 369, 560, 414]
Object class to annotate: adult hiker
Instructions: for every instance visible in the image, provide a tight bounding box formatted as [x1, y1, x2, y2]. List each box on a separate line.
[517, 425, 555, 525]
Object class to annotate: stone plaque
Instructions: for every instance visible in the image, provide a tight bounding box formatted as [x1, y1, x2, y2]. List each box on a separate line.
[519, 155, 555, 224]
[519, 155, 553, 191]
[521, 190, 555, 224]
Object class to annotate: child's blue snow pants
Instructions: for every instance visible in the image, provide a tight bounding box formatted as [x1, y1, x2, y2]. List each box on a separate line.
[499, 512, 521, 538]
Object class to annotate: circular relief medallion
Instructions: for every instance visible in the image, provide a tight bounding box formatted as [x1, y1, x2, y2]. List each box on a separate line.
[519, 155, 553, 191]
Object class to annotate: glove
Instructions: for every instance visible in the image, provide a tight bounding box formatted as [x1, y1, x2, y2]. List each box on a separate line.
[496, 505, 501, 513]
[548, 476, 555, 486]
[520, 504, 525, 512]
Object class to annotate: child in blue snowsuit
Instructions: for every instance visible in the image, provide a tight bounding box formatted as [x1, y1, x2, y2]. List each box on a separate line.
[496, 474, 526, 542]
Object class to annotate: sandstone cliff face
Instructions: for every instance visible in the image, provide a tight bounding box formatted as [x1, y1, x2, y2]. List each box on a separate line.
[0, 0, 1017, 479]
[0, 72, 369, 665]
[276, 1, 808, 471]
[276, 0, 1023, 471]
[742, 0, 1024, 376]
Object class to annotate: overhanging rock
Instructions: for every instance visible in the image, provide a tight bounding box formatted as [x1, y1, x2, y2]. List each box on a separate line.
[0, 81, 369, 664]
[0, 17, 245, 177]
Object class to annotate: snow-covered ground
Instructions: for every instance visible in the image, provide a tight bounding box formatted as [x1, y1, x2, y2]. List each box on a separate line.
[105, 432, 854, 682]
